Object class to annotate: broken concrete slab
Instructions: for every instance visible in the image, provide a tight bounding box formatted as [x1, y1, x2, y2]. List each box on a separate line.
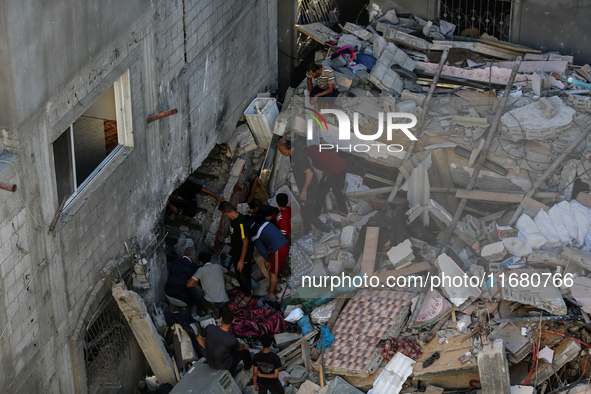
[500, 269, 568, 315]
[340, 226, 359, 249]
[387, 239, 415, 268]
[481, 241, 507, 261]
[501, 96, 576, 142]
[478, 339, 511, 394]
[112, 283, 177, 385]
[434, 254, 482, 307]
[490, 323, 532, 364]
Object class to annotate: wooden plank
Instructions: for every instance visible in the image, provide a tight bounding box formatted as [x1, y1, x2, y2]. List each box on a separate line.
[367, 261, 432, 288]
[480, 210, 506, 222]
[295, 23, 339, 46]
[278, 330, 318, 358]
[520, 196, 550, 217]
[478, 35, 541, 54]
[455, 189, 525, 203]
[360, 227, 379, 276]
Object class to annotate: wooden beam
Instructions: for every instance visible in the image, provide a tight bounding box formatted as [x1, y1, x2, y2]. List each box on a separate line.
[278, 330, 318, 358]
[455, 189, 524, 203]
[360, 227, 379, 276]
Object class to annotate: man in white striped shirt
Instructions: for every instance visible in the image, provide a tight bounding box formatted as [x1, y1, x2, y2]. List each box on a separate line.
[307, 63, 338, 104]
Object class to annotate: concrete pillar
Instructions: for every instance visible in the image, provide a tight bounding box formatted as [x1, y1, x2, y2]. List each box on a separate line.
[477, 339, 510, 394]
[112, 283, 177, 386]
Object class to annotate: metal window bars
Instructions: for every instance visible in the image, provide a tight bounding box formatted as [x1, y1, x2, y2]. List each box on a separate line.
[439, 0, 513, 41]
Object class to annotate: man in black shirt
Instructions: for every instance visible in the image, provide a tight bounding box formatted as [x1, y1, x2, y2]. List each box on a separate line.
[278, 138, 334, 239]
[253, 333, 283, 394]
[218, 201, 254, 299]
[197, 309, 252, 375]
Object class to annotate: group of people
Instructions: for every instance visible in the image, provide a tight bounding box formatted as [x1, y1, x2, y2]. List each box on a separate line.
[159, 61, 344, 391]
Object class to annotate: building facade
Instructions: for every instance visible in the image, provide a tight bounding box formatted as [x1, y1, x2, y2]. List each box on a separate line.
[0, 0, 277, 392]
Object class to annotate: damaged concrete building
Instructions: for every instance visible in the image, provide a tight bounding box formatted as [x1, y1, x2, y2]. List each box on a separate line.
[0, 0, 276, 392]
[4, 0, 591, 393]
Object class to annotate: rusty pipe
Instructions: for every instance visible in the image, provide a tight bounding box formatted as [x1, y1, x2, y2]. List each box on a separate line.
[147, 108, 178, 124]
[0, 181, 17, 192]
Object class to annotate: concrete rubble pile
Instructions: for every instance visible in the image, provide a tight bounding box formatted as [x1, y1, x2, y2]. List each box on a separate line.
[133, 7, 591, 394]
[250, 6, 591, 394]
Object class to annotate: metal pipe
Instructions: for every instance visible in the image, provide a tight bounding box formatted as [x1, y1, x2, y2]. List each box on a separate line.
[147, 108, 178, 124]
[0, 181, 17, 192]
[387, 48, 450, 203]
[438, 57, 523, 254]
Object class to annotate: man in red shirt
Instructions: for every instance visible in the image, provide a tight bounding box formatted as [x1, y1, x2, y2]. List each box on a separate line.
[304, 145, 348, 216]
[275, 193, 291, 242]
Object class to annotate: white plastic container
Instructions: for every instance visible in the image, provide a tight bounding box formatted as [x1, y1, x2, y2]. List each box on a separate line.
[244, 97, 279, 149]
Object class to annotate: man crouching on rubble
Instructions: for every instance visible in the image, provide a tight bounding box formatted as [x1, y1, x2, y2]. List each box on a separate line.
[197, 309, 252, 376]
[307, 62, 337, 105]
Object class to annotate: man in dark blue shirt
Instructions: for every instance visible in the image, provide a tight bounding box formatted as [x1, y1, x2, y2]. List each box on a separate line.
[164, 247, 199, 308]
[250, 219, 289, 299]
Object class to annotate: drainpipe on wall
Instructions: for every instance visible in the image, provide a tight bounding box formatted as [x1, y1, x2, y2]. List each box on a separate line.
[510, 0, 522, 43]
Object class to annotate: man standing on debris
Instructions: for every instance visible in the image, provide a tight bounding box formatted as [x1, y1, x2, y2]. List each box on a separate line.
[164, 247, 200, 309]
[253, 333, 283, 394]
[197, 309, 252, 376]
[277, 138, 336, 242]
[186, 250, 234, 318]
[218, 201, 254, 301]
[305, 144, 348, 217]
[307, 62, 337, 104]
[250, 218, 289, 300]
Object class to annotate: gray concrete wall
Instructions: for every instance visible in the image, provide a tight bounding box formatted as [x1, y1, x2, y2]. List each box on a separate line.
[0, 0, 277, 392]
[516, 0, 591, 65]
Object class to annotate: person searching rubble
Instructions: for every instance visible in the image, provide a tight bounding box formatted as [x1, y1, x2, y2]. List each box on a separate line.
[307, 62, 337, 105]
[186, 249, 236, 319]
[248, 198, 279, 222]
[277, 138, 337, 243]
[250, 215, 289, 300]
[305, 144, 348, 217]
[197, 309, 252, 376]
[253, 333, 283, 394]
[167, 176, 223, 217]
[163, 247, 201, 310]
[275, 193, 291, 242]
[218, 201, 255, 304]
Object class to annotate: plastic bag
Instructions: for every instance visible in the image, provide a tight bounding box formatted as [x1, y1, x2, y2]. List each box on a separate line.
[556, 201, 578, 241]
[516, 214, 547, 250]
[571, 200, 590, 246]
[284, 308, 304, 323]
[547, 204, 572, 244]
[534, 209, 561, 247]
